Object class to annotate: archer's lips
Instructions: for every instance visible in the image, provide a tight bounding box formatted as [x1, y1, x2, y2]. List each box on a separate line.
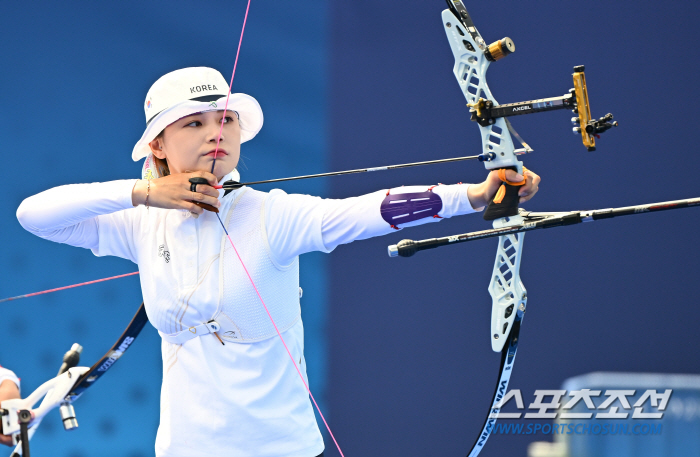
[205, 149, 228, 157]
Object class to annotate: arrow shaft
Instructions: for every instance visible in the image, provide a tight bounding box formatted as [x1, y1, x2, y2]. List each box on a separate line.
[221, 154, 481, 189]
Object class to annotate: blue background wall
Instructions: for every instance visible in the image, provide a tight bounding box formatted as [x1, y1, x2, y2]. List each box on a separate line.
[0, 1, 328, 456]
[2, 1, 700, 456]
[327, 1, 700, 456]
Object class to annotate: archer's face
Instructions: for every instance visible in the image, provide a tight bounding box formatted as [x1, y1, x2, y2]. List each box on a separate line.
[150, 110, 241, 180]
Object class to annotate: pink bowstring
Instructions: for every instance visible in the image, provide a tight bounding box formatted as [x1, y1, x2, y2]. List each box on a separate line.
[223, 234, 345, 457]
[212, 2, 345, 456]
[210, 0, 251, 173]
[0, 272, 139, 303]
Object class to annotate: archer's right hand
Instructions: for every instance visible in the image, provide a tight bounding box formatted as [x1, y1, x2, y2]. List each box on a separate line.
[131, 171, 221, 215]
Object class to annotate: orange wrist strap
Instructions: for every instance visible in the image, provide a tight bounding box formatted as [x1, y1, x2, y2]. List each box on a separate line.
[493, 167, 527, 204]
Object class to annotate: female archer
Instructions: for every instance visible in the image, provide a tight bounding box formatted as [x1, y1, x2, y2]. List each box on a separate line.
[16, 67, 540, 457]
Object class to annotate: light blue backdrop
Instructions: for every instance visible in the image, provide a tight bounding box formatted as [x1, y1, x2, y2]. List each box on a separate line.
[0, 2, 329, 456]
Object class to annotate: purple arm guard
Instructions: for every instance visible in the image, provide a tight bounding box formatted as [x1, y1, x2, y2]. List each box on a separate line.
[380, 189, 443, 228]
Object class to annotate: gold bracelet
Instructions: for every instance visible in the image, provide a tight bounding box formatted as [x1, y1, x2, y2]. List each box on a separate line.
[145, 179, 151, 210]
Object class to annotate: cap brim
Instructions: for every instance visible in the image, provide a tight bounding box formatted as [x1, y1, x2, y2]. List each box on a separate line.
[131, 93, 263, 162]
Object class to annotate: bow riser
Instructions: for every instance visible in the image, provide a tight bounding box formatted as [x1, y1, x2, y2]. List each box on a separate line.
[441, 9, 522, 174]
[488, 216, 528, 352]
[443, 6, 526, 351]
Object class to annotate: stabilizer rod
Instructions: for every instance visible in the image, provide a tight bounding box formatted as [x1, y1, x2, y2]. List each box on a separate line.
[388, 196, 700, 257]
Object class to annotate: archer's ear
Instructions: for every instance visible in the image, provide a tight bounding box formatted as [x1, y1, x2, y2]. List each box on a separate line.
[149, 137, 166, 159]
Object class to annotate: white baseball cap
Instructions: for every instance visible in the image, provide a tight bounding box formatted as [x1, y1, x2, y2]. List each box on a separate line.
[131, 67, 263, 162]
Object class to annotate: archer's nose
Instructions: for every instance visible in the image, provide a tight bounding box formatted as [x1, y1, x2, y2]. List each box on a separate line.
[208, 126, 224, 143]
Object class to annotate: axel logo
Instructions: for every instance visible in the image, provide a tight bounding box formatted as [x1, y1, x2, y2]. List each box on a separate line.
[513, 106, 531, 112]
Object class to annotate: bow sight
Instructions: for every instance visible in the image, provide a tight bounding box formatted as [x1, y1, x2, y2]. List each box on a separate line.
[445, 1, 617, 156]
[467, 65, 618, 152]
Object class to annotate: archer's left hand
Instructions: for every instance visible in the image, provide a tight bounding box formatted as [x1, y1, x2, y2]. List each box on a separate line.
[467, 168, 541, 210]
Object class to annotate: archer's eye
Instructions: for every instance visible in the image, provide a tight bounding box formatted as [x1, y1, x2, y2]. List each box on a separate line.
[185, 120, 202, 127]
[223, 116, 235, 124]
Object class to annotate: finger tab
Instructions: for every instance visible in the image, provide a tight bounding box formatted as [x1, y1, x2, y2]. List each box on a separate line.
[192, 201, 219, 213]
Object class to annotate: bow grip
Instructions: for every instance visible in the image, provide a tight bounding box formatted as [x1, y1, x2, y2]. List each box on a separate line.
[483, 167, 521, 221]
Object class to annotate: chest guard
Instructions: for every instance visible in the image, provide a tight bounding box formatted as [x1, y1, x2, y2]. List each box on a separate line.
[216, 188, 302, 343]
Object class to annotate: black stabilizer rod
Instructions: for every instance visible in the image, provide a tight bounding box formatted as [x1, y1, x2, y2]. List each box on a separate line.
[388, 197, 700, 258]
[18, 410, 31, 457]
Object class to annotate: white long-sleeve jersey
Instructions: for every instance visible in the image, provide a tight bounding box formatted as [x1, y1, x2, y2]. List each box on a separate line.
[16, 170, 478, 457]
[0, 366, 20, 392]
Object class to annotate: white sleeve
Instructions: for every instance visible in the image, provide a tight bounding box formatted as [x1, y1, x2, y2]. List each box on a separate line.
[0, 366, 20, 392]
[265, 183, 479, 265]
[16, 180, 140, 263]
